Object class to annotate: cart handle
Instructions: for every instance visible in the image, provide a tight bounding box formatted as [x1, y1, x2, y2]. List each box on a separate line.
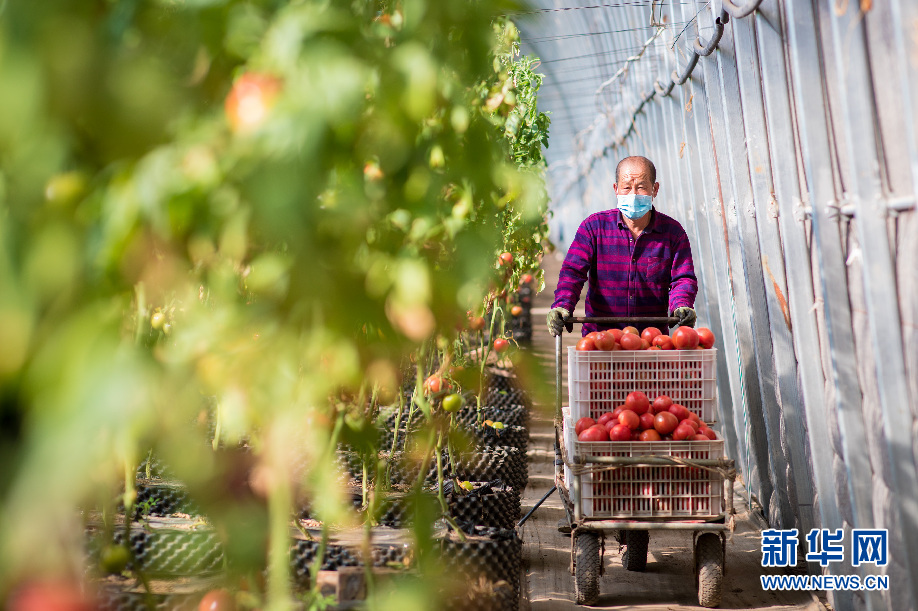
[554, 316, 679, 419]
[563, 316, 680, 327]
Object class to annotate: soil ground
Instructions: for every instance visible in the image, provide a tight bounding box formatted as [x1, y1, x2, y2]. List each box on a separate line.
[518, 250, 828, 611]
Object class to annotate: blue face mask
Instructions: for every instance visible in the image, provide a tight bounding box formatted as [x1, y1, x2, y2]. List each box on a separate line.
[617, 193, 653, 219]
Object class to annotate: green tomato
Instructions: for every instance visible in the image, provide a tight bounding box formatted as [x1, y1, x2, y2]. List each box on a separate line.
[151, 311, 166, 330]
[459, 480, 474, 492]
[100, 544, 130, 574]
[442, 393, 463, 413]
[491, 421, 505, 430]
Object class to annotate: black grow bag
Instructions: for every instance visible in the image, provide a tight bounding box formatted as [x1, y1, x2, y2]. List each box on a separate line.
[439, 526, 522, 611]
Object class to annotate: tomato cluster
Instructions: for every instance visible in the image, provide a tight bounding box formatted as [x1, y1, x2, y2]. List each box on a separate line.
[574, 326, 715, 351]
[575, 392, 717, 443]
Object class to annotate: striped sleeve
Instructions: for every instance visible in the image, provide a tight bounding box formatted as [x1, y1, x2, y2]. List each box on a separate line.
[667, 226, 698, 312]
[552, 217, 594, 312]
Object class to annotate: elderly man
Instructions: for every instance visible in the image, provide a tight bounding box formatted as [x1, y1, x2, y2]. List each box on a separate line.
[547, 156, 698, 337]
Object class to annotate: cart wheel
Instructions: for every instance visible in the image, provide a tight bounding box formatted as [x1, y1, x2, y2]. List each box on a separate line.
[573, 531, 600, 605]
[621, 530, 648, 572]
[695, 533, 724, 608]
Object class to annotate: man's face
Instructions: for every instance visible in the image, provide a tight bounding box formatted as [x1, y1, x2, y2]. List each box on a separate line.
[614, 162, 660, 198]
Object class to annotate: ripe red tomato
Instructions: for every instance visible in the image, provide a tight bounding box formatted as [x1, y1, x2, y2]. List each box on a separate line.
[225, 73, 281, 133]
[625, 391, 650, 415]
[641, 327, 662, 343]
[521, 273, 533, 284]
[425, 375, 444, 394]
[682, 419, 700, 433]
[493, 338, 510, 353]
[696, 327, 715, 349]
[579, 425, 610, 442]
[672, 326, 700, 349]
[608, 329, 624, 343]
[639, 412, 656, 430]
[8, 581, 95, 611]
[575, 417, 597, 436]
[199, 589, 236, 611]
[653, 411, 679, 435]
[652, 334, 675, 350]
[593, 331, 615, 350]
[611, 406, 625, 420]
[651, 395, 672, 414]
[692, 433, 710, 441]
[510, 305, 523, 317]
[620, 333, 643, 350]
[597, 412, 616, 427]
[639, 429, 662, 442]
[622, 326, 639, 336]
[469, 316, 486, 331]
[575, 337, 596, 351]
[668, 404, 690, 421]
[609, 423, 632, 441]
[640, 339, 650, 349]
[618, 409, 640, 430]
[673, 423, 695, 440]
[498, 252, 514, 266]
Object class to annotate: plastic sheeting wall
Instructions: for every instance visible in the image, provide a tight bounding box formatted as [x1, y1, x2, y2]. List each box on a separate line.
[517, 1, 918, 609]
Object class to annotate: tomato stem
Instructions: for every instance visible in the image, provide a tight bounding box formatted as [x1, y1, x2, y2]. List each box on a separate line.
[436, 430, 466, 542]
[390, 389, 406, 455]
[266, 468, 293, 611]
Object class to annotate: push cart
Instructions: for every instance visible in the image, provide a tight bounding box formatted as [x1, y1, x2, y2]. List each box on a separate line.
[553, 316, 736, 607]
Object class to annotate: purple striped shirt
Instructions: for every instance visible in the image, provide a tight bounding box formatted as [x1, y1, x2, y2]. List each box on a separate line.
[552, 207, 698, 336]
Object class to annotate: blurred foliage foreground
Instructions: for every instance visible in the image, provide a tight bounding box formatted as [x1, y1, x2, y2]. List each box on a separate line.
[0, 0, 551, 609]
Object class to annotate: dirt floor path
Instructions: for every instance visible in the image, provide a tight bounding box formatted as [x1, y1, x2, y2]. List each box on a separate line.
[518, 250, 826, 611]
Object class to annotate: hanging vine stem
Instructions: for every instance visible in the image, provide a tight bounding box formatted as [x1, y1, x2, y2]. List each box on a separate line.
[592, 25, 666, 116]
[558, 2, 762, 200]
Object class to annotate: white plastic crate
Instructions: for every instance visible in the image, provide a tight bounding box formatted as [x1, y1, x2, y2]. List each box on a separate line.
[562, 411, 725, 519]
[567, 347, 717, 423]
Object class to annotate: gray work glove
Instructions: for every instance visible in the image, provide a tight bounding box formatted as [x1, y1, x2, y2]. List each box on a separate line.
[671, 306, 697, 328]
[547, 307, 572, 336]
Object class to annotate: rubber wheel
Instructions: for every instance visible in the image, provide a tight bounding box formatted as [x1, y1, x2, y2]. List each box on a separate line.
[573, 531, 601, 605]
[695, 533, 724, 608]
[621, 530, 648, 572]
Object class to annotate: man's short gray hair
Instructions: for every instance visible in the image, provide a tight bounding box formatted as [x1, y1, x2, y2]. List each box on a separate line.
[615, 156, 656, 184]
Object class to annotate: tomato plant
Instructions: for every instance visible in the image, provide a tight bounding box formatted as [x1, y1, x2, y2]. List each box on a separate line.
[0, 2, 552, 607]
